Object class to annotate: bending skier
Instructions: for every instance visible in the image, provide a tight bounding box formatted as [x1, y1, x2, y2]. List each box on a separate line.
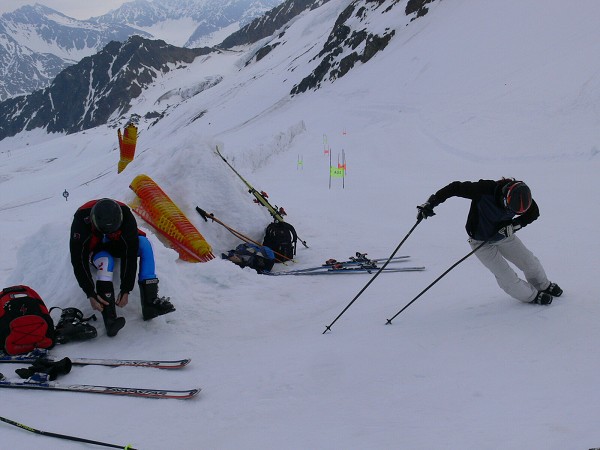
[69, 198, 175, 337]
[416, 178, 562, 305]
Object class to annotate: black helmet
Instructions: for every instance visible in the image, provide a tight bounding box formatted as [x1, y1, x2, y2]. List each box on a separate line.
[90, 199, 123, 234]
[502, 181, 532, 214]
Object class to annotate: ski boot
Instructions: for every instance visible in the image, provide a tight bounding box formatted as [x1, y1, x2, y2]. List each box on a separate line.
[96, 280, 126, 337]
[532, 291, 553, 305]
[54, 307, 98, 344]
[542, 282, 563, 297]
[139, 278, 175, 321]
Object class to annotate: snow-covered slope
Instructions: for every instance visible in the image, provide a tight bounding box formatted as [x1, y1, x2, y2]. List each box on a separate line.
[0, 0, 599, 449]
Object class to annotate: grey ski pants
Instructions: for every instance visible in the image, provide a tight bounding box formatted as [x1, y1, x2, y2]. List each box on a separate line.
[468, 234, 549, 303]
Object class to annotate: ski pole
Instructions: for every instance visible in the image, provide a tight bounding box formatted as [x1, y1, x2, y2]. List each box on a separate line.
[0, 415, 137, 449]
[196, 207, 293, 263]
[323, 218, 423, 334]
[196, 207, 260, 245]
[386, 240, 488, 324]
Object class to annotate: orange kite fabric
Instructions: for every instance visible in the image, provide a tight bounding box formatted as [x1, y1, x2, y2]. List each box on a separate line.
[118, 123, 138, 173]
[129, 174, 214, 262]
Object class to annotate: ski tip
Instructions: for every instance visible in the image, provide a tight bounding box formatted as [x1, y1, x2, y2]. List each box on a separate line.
[187, 388, 201, 398]
[154, 358, 191, 369]
[153, 387, 201, 399]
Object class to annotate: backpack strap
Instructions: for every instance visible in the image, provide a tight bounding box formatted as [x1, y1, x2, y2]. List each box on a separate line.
[279, 222, 298, 255]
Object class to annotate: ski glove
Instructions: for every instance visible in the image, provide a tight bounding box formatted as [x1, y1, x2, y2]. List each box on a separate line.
[498, 222, 522, 237]
[116, 291, 129, 307]
[15, 357, 72, 381]
[416, 202, 435, 221]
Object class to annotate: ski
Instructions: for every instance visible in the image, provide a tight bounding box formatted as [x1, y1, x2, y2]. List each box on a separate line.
[347, 252, 410, 263]
[265, 255, 412, 275]
[0, 349, 190, 369]
[0, 374, 199, 400]
[214, 145, 309, 248]
[323, 255, 411, 267]
[266, 266, 425, 276]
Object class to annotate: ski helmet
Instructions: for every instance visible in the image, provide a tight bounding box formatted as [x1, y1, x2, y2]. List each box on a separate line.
[90, 198, 123, 234]
[502, 181, 532, 214]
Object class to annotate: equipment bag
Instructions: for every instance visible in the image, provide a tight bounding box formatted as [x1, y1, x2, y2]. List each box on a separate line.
[222, 243, 276, 273]
[0, 285, 55, 355]
[262, 221, 297, 262]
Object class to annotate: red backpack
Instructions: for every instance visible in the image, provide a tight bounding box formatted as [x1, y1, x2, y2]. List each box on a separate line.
[0, 285, 55, 355]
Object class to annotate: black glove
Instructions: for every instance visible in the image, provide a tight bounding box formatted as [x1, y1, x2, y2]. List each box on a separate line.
[498, 222, 522, 237]
[15, 357, 72, 381]
[416, 201, 436, 221]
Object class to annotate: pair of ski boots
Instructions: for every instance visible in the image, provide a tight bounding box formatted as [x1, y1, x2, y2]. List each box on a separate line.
[96, 279, 175, 337]
[531, 282, 563, 305]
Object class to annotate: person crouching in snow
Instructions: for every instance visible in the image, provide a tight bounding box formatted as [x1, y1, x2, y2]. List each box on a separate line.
[416, 178, 562, 305]
[69, 198, 175, 337]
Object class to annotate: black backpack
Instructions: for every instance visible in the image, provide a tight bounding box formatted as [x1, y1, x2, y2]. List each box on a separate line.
[0, 285, 55, 355]
[262, 221, 297, 262]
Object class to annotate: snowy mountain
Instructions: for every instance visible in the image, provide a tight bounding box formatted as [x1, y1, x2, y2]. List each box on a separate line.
[0, 36, 214, 140]
[92, 0, 284, 47]
[1, 0, 599, 449]
[220, 0, 330, 48]
[0, 0, 283, 101]
[0, 4, 150, 101]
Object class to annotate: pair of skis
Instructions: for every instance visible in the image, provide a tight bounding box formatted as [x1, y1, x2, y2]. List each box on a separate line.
[215, 145, 308, 248]
[266, 266, 424, 276]
[0, 348, 190, 368]
[265, 253, 425, 276]
[0, 349, 198, 400]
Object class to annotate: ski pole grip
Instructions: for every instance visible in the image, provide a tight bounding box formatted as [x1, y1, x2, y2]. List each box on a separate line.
[195, 207, 210, 222]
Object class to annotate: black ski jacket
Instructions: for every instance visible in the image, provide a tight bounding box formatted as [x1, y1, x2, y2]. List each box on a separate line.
[428, 179, 540, 241]
[69, 200, 139, 297]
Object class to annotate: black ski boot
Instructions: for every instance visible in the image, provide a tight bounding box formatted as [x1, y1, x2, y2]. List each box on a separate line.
[54, 307, 98, 344]
[96, 280, 125, 337]
[139, 278, 175, 321]
[532, 291, 553, 305]
[542, 282, 563, 297]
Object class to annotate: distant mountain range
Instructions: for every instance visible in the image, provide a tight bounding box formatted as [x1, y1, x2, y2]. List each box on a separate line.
[0, 0, 436, 141]
[0, 0, 283, 101]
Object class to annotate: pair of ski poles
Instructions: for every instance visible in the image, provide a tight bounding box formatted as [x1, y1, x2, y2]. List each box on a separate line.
[323, 217, 487, 333]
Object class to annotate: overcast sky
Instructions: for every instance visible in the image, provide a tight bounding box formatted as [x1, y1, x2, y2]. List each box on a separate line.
[0, 1, 129, 19]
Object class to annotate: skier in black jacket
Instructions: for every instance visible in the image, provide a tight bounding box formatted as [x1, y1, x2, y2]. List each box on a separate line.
[69, 198, 174, 337]
[416, 178, 562, 305]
